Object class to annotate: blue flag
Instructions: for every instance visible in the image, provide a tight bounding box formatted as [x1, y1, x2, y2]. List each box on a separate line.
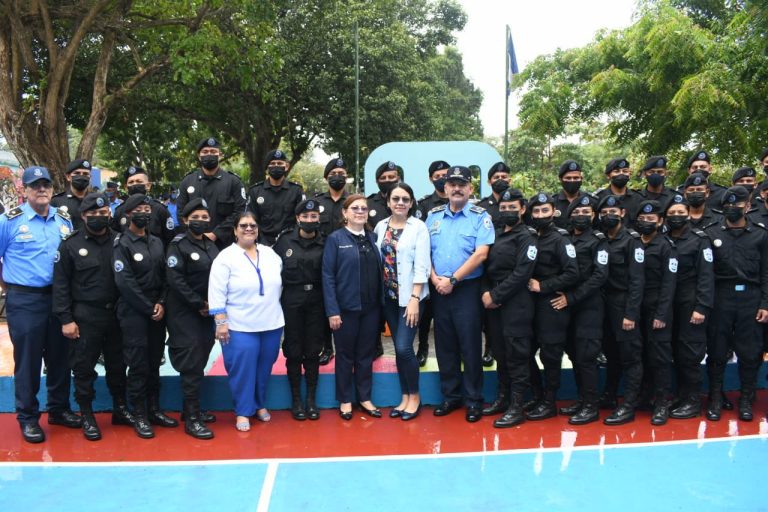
[506, 28, 519, 97]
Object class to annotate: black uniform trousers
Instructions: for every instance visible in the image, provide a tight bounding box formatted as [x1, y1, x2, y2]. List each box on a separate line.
[167, 304, 214, 404]
[602, 291, 643, 406]
[640, 299, 673, 399]
[6, 288, 71, 425]
[430, 278, 484, 407]
[566, 295, 604, 404]
[69, 302, 126, 406]
[671, 295, 708, 398]
[534, 294, 571, 395]
[485, 307, 509, 395]
[333, 304, 381, 403]
[116, 300, 167, 407]
[281, 285, 325, 387]
[707, 283, 764, 393]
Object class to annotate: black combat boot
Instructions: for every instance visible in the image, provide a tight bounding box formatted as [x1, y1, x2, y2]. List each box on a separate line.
[482, 392, 509, 416]
[132, 403, 155, 439]
[183, 401, 214, 440]
[526, 392, 557, 421]
[147, 395, 178, 427]
[80, 405, 102, 441]
[670, 395, 701, 419]
[738, 390, 755, 421]
[569, 402, 599, 425]
[112, 398, 135, 426]
[494, 394, 525, 428]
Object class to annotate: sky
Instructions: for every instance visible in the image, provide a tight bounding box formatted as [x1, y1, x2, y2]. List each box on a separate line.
[454, 0, 639, 138]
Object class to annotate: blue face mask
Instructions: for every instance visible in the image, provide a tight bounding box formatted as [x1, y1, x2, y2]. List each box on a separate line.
[170, 192, 178, 200]
[106, 191, 115, 199]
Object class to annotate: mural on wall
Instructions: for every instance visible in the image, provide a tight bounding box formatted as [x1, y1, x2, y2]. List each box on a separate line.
[0, 166, 23, 212]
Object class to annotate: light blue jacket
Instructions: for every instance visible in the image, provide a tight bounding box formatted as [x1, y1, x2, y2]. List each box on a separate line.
[374, 216, 431, 307]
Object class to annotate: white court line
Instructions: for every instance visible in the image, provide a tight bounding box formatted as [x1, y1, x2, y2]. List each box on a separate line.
[2, 431, 766, 468]
[256, 461, 278, 512]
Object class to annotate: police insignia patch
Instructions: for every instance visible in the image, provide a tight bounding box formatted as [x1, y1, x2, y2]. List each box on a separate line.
[319, 205, 325, 213]
[79, 248, 88, 257]
[120, 217, 127, 226]
[483, 216, 492, 229]
[286, 249, 293, 258]
[134, 253, 144, 262]
[167, 256, 178, 268]
[566, 244, 576, 258]
[257, 196, 265, 205]
[96, 197, 104, 207]
[19, 225, 28, 233]
[191, 253, 200, 261]
[60, 205, 69, 213]
[114, 260, 124, 272]
[54, 251, 60, 263]
[415, 210, 422, 219]
[187, 186, 195, 194]
[166, 217, 174, 230]
[370, 210, 377, 217]
[703, 248, 713, 262]
[669, 257, 678, 273]
[634, 248, 645, 263]
[597, 250, 608, 265]
[713, 239, 722, 248]
[527, 245, 537, 261]
[241, 187, 246, 200]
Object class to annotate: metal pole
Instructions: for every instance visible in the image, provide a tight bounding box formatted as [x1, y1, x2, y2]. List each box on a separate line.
[504, 25, 510, 163]
[355, 20, 360, 193]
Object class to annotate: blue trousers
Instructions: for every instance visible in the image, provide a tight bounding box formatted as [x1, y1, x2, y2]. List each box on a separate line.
[383, 299, 422, 395]
[6, 289, 72, 424]
[430, 278, 484, 407]
[222, 328, 282, 416]
[334, 306, 381, 403]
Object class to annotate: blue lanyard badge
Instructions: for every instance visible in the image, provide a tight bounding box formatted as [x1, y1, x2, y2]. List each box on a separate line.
[244, 252, 265, 296]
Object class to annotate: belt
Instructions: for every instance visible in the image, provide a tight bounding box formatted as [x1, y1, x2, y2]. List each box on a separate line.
[286, 283, 317, 291]
[5, 284, 52, 294]
[75, 300, 116, 310]
[716, 282, 752, 292]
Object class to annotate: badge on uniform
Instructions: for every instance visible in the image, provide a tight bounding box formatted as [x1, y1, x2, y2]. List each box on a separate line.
[54, 250, 60, 263]
[527, 245, 537, 261]
[114, 260, 124, 272]
[79, 248, 88, 257]
[134, 253, 144, 262]
[166, 217, 174, 230]
[565, 244, 576, 258]
[167, 256, 178, 268]
[554, 210, 561, 217]
[713, 239, 722, 248]
[59, 205, 69, 212]
[415, 210, 422, 219]
[370, 210, 377, 217]
[120, 217, 127, 226]
[319, 205, 325, 213]
[190, 252, 200, 261]
[187, 186, 195, 194]
[285, 249, 293, 258]
[257, 196, 265, 205]
[597, 249, 608, 265]
[703, 248, 713, 262]
[60, 225, 70, 234]
[483, 216, 492, 229]
[668, 257, 678, 273]
[241, 187, 246, 200]
[634, 247, 645, 263]
[19, 225, 28, 233]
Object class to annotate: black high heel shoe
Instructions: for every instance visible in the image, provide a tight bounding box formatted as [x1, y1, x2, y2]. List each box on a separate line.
[339, 408, 353, 421]
[401, 404, 422, 421]
[358, 403, 382, 418]
[389, 408, 403, 418]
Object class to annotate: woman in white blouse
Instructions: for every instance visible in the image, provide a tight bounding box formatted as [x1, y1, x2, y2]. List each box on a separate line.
[208, 212, 285, 431]
[374, 183, 431, 420]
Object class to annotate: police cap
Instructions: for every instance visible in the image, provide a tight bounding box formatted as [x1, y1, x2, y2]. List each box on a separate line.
[566, 194, 597, 217]
[66, 159, 92, 174]
[498, 188, 524, 204]
[683, 172, 708, 189]
[636, 200, 662, 217]
[22, 166, 52, 186]
[665, 194, 688, 213]
[323, 157, 347, 178]
[558, 159, 581, 178]
[124, 165, 148, 182]
[295, 199, 320, 216]
[79, 192, 109, 214]
[446, 165, 471, 183]
[641, 156, 668, 173]
[528, 192, 554, 208]
[721, 186, 749, 206]
[596, 194, 623, 212]
[181, 198, 209, 218]
[264, 149, 289, 169]
[197, 137, 221, 153]
[686, 150, 710, 168]
[123, 193, 151, 212]
[106, 181, 119, 189]
[731, 166, 756, 183]
[428, 160, 451, 177]
[604, 157, 630, 174]
[375, 161, 400, 180]
[487, 161, 510, 180]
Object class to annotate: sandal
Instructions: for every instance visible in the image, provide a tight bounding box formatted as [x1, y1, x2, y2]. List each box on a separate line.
[255, 409, 271, 422]
[235, 416, 251, 431]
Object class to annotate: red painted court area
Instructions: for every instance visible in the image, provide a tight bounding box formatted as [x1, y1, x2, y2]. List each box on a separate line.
[2, 391, 766, 463]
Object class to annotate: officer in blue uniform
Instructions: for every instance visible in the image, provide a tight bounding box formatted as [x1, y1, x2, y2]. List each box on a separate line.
[426, 165, 495, 422]
[0, 166, 80, 443]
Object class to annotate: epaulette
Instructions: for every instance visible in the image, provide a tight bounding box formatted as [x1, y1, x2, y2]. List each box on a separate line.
[313, 191, 326, 198]
[249, 181, 265, 190]
[288, 180, 302, 187]
[56, 209, 71, 221]
[711, 208, 723, 214]
[593, 230, 606, 240]
[61, 230, 77, 241]
[171, 234, 185, 244]
[664, 235, 675, 247]
[366, 192, 378, 199]
[182, 169, 196, 178]
[693, 229, 708, 238]
[430, 205, 447, 213]
[556, 227, 569, 236]
[469, 205, 485, 214]
[594, 187, 609, 195]
[588, 192, 600, 199]
[701, 220, 719, 230]
[227, 170, 243, 180]
[526, 226, 538, 235]
[52, 191, 66, 197]
[628, 229, 641, 239]
[113, 234, 122, 247]
[754, 222, 767, 231]
[5, 206, 23, 219]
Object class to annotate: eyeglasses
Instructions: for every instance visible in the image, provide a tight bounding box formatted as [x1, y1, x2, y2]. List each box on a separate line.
[390, 196, 411, 204]
[238, 223, 258, 229]
[349, 206, 368, 212]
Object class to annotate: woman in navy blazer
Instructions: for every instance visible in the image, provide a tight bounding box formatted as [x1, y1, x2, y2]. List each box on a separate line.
[322, 194, 383, 420]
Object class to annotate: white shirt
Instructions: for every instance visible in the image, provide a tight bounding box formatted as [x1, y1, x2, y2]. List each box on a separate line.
[374, 216, 432, 307]
[208, 243, 285, 332]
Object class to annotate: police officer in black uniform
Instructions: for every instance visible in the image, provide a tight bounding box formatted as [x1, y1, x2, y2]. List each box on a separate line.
[165, 198, 219, 440]
[480, 188, 538, 427]
[679, 150, 726, 209]
[704, 186, 768, 422]
[113, 194, 175, 438]
[53, 192, 131, 440]
[664, 195, 715, 419]
[552, 160, 590, 229]
[367, 161, 401, 228]
[682, 173, 723, 229]
[557, 195, 609, 425]
[594, 158, 642, 225]
[274, 199, 326, 421]
[477, 161, 511, 230]
[596, 195, 645, 425]
[634, 200, 677, 425]
[415, 160, 451, 366]
[113, 166, 175, 246]
[732, 166, 758, 201]
[246, 149, 305, 245]
[636, 156, 677, 215]
[177, 137, 247, 249]
[315, 157, 348, 366]
[51, 158, 93, 231]
[525, 192, 580, 420]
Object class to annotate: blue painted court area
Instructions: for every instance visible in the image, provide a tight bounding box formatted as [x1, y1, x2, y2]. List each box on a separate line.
[1, 436, 765, 511]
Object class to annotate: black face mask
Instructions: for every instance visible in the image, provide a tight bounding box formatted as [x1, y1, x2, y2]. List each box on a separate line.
[499, 211, 520, 227]
[666, 215, 688, 230]
[635, 220, 658, 235]
[686, 192, 706, 207]
[268, 166, 287, 180]
[328, 176, 346, 191]
[491, 179, 509, 194]
[200, 155, 219, 171]
[433, 177, 446, 193]
[562, 181, 582, 195]
[127, 184, 147, 196]
[188, 220, 210, 235]
[570, 215, 592, 231]
[698, 170, 711, 179]
[742, 184, 755, 195]
[600, 214, 621, 230]
[71, 176, 90, 191]
[131, 212, 150, 228]
[85, 216, 109, 233]
[647, 173, 665, 188]
[530, 216, 553, 231]
[298, 221, 320, 234]
[723, 205, 745, 223]
[611, 174, 630, 189]
[378, 181, 398, 195]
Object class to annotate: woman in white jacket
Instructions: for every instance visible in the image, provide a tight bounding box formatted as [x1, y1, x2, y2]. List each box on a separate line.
[374, 183, 431, 421]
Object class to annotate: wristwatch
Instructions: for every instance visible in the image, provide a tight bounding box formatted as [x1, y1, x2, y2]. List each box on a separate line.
[449, 275, 458, 286]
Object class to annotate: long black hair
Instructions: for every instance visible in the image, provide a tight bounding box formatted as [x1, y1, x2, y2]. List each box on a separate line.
[386, 182, 417, 217]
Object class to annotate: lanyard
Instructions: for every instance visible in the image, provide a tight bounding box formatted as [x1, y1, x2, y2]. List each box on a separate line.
[243, 251, 265, 296]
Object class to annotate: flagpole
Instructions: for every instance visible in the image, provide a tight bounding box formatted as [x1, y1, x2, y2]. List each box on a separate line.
[504, 25, 510, 163]
[354, 20, 360, 193]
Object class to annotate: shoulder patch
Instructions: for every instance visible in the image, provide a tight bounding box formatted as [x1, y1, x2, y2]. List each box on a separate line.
[754, 222, 768, 231]
[171, 234, 185, 244]
[527, 245, 538, 261]
[693, 229, 708, 239]
[628, 229, 641, 239]
[556, 227, 569, 236]
[593, 230, 606, 240]
[703, 247, 714, 262]
[469, 205, 485, 214]
[668, 257, 678, 273]
[313, 191, 325, 198]
[565, 243, 577, 258]
[5, 206, 23, 219]
[113, 234, 121, 248]
[430, 205, 447, 213]
[634, 247, 645, 263]
[597, 249, 608, 265]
